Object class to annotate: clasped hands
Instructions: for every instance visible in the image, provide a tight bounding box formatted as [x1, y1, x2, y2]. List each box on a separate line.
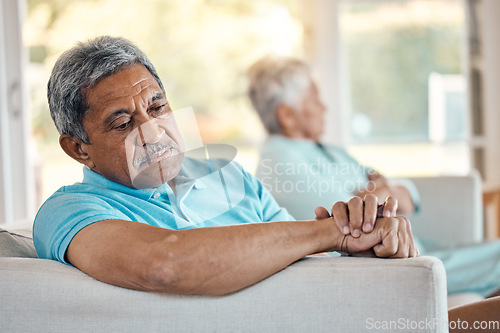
[315, 194, 419, 258]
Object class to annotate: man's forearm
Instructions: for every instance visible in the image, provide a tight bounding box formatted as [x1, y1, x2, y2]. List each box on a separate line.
[67, 215, 415, 296]
[164, 220, 342, 295]
[66, 218, 342, 296]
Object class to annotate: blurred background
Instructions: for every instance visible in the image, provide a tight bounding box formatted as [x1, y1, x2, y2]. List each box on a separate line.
[2, 0, 500, 236]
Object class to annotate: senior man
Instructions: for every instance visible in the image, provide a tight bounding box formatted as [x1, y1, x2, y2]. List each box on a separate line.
[33, 36, 418, 297]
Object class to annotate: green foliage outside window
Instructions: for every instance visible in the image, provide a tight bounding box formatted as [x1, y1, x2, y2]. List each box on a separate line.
[340, 0, 465, 142]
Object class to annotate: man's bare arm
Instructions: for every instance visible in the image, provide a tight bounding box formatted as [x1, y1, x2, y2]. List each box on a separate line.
[67, 216, 416, 296]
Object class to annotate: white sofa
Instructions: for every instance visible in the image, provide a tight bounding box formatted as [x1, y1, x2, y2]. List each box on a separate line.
[0, 173, 484, 332]
[0, 248, 447, 333]
[0, 253, 447, 332]
[409, 171, 483, 250]
[408, 171, 485, 307]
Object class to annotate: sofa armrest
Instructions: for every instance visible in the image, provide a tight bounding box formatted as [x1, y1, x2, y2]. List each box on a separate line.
[408, 170, 484, 250]
[0, 256, 448, 332]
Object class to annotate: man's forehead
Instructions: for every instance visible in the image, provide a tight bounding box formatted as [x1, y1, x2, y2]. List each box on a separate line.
[93, 67, 160, 96]
[83, 69, 167, 127]
[104, 78, 158, 100]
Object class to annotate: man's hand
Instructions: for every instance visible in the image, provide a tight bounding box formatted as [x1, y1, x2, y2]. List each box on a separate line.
[315, 195, 419, 258]
[338, 216, 419, 258]
[314, 194, 398, 238]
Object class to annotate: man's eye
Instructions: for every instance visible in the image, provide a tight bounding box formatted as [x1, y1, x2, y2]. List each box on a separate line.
[114, 121, 131, 130]
[150, 104, 167, 115]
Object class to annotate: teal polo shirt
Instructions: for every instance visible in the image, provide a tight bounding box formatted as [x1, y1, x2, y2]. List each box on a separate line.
[33, 157, 293, 264]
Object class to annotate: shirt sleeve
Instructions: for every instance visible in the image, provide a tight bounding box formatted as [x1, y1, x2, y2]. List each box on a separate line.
[33, 191, 131, 265]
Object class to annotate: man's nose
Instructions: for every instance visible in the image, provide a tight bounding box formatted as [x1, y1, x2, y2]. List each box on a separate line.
[136, 118, 164, 146]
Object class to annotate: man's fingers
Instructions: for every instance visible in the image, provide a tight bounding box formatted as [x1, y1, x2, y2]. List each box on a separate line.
[390, 216, 410, 258]
[332, 201, 350, 235]
[372, 217, 414, 258]
[347, 197, 363, 238]
[414, 244, 420, 257]
[409, 241, 419, 258]
[314, 206, 330, 220]
[376, 204, 384, 218]
[346, 216, 418, 259]
[382, 196, 398, 217]
[405, 218, 419, 258]
[363, 194, 377, 232]
[373, 227, 399, 257]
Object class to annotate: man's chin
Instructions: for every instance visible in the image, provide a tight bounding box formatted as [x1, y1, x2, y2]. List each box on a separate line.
[130, 153, 184, 189]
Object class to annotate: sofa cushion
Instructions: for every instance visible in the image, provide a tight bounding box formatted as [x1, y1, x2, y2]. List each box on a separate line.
[0, 228, 38, 258]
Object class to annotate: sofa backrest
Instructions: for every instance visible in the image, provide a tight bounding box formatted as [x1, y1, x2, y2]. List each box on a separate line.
[0, 228, 37, 258]
[408, 170, 483, 250]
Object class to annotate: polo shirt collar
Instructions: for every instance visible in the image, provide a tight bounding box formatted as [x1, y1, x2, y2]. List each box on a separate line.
[82, 166, 157, 200]
[81, 159, 207, 201]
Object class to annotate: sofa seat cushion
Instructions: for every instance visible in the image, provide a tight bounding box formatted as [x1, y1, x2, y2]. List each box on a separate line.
[0, 228, 37, 258]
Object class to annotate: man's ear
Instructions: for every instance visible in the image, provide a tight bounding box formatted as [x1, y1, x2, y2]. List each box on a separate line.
[276, 103, 297, 134]
[59, 134, 95, 169]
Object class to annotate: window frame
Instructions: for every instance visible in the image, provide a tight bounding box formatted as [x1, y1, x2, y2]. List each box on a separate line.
[0, 0, 34, 228]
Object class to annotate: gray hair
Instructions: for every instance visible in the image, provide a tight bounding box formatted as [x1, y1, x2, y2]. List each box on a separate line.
[247, 56, 312, 134]
[47, 36, 164, 144]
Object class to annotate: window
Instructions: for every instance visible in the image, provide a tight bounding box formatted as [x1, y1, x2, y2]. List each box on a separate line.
[24, 0, 303, 210]
[339, 0, 469, 176]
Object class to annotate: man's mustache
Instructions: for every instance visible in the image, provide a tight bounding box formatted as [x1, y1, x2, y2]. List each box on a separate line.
[133, 141, 179, 169]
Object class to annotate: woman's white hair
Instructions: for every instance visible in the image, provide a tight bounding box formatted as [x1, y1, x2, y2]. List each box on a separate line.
[247, 56, 312, 134]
